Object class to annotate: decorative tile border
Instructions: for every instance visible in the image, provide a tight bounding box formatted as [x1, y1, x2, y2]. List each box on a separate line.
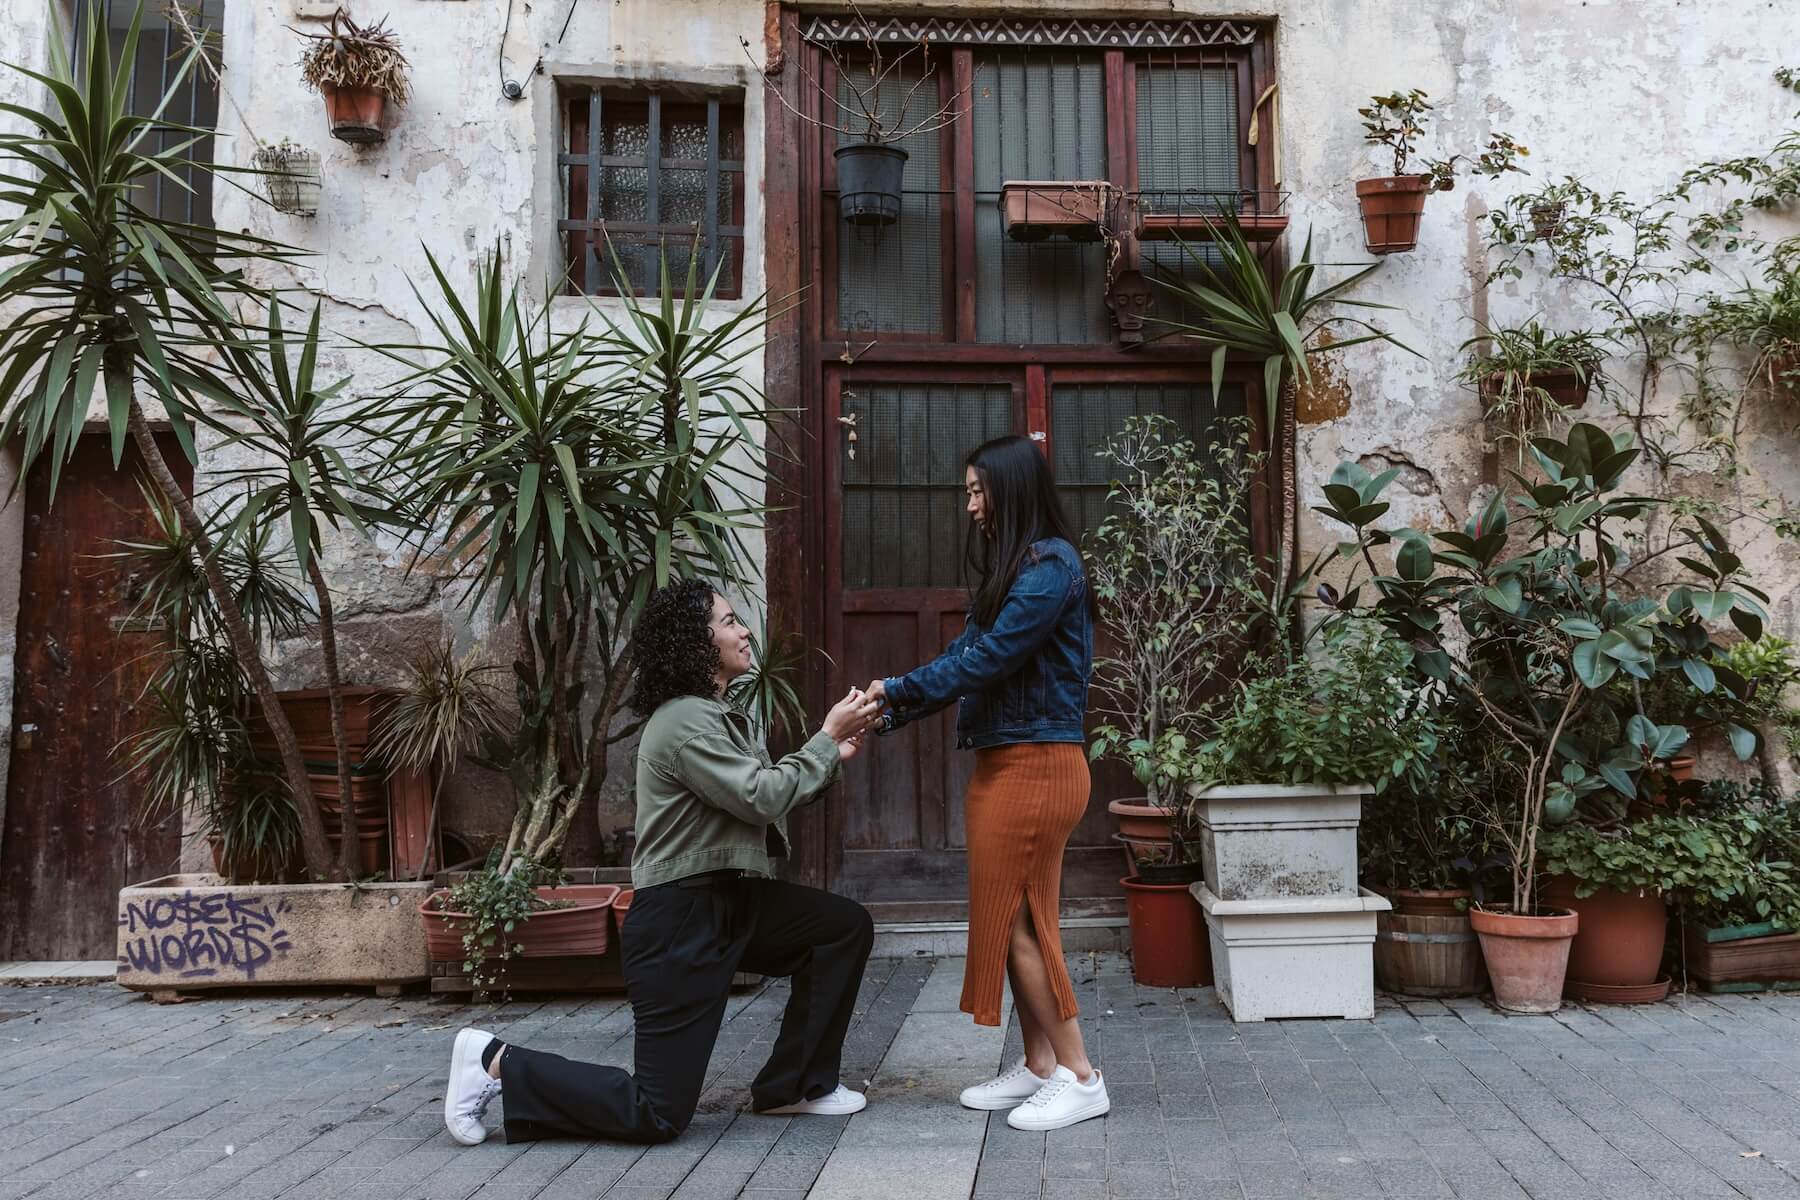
[799, 15, 1262, 50]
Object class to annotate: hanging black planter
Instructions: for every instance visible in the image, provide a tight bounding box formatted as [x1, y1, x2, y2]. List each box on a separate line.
[835, 142, 908, 226]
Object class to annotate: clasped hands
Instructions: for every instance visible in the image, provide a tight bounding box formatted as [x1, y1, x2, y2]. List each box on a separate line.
[820, 679, 891, 762]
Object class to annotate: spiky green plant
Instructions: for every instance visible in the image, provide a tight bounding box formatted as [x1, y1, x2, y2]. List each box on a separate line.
[0, 1, 341, 877]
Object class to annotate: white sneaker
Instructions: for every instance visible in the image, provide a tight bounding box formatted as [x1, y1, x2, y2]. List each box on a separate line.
[959, 1059, 1052, 1110]
[1005, 1066, 1109, 1132]
[759, 1084, 868, 1116]
[444, 1028, 503, 1146]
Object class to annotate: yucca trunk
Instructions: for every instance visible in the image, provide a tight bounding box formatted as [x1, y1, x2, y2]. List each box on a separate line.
[305, 557, 360, 878]
[123, 382, 341, 882]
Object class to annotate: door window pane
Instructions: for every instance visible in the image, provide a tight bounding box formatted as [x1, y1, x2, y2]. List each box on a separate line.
[1051, 380, 1248, 540]
[841, 383, 1013, 588]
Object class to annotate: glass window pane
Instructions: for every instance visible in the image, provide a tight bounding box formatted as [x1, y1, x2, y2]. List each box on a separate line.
[972, 53, 1109, 346]
[841, 383, 1013, 589]
[835, 61, 945, 337]
[1051, 381, 1248, 542]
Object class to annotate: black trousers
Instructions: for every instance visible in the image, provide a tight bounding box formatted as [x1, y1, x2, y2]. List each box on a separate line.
[497, 873, 874, 1144]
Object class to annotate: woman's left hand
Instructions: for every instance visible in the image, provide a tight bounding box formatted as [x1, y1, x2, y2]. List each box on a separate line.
[837, 732, 866, 762]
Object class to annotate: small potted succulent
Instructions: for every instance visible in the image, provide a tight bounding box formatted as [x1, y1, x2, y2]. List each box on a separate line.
[296, 9, 411, 145]
[1355, 89, 1528, 254]
[1456, 321, 1608, 449]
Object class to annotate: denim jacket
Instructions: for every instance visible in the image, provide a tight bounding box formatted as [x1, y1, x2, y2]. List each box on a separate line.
[881, 537, 1092, 750]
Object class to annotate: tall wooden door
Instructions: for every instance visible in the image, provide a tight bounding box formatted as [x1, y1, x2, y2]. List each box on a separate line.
[0, 435, 191, 960]
[821, 366, 1252, 915]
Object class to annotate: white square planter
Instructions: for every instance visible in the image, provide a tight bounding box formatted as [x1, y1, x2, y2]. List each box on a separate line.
[1193, 884, 1391, 1021]
[1186, 782, 1366, 900]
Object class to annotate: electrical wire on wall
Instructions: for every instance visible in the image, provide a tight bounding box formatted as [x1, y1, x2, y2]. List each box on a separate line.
[498, 0, 583, 100]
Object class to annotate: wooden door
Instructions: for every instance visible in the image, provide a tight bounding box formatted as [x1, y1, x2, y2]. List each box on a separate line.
[0, 434, 191, 960]
[825, 368, 1019, 908]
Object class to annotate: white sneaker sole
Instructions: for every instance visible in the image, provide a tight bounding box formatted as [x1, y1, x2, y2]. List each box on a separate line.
[960, 1090, 1038, 1111]
[445, 1029, 489, 1146]
[1005, 1095, 1110, 1131]
[760, 1094, 868, 1116]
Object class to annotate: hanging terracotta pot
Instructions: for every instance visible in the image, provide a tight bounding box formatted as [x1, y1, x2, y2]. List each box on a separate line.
[322, 84, 387, 144]
[1469, 905, 1578, 1013]
[1530, 201, 1567, 240]
[1354, 175, 1430, 254]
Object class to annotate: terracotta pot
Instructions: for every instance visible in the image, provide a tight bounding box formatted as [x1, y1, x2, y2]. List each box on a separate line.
[612, 887, 633, 938]
[421, 884, 620, 962]
[1564, 976, 1670, 1004]
[1390, 888, 1471, 918]
[1000, 180, 1108, 242]
[1109, 797, 1180, 866]
[322, 84, 387, 144]
[1469, 906, 1578, 1013]
[1122, 875, 1212, 989]
[1529, 201, 1566, 240]
[1354, 175, 1430, 254]
[1481, 366, 1593, 413]
[207, 835, 297, 885]
[1763, 344, 1800, 394]
[1540, 875, 1667, 990]
[1636, 754, 1700, 816]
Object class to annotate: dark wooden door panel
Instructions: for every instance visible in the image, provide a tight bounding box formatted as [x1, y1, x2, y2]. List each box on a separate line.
[0, 434, 190, 960]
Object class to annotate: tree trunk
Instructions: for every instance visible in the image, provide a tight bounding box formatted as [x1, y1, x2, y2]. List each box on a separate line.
[123, 390, 341, 881]
[306, 556, 360, 878]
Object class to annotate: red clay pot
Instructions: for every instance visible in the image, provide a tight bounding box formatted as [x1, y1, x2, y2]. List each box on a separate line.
[322, 84, 387, 144]
[612, 887, 633, 938]
[1122, 875, 1212, 989]
[1469, 906, 1578, 1013]
[421, 884, 620, 962]
[1110, 797, 1179, 865]
[1355, 175, 1430, 254]
[1540, 876, 1667, 990]
[1390, 888, 1472, 918]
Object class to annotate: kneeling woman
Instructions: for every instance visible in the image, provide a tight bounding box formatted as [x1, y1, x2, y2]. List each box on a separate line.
[443, 578, 882, 1145]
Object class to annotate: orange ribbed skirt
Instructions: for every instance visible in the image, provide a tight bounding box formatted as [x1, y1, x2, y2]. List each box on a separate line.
[960, 742, 1091, 1027]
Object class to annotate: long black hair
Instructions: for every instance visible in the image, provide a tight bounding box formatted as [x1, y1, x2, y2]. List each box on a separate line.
[964, 435, 1092, 627]
[628, 577, 723, 715]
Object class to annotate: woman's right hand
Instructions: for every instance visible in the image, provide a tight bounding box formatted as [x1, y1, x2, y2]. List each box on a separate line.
[823, 688, 882, 742]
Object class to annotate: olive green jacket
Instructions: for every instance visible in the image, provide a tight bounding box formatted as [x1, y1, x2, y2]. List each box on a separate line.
[631, 695, 842, 889]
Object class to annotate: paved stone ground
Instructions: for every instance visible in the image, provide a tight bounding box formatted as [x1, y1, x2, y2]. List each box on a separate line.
[4, 953, 1800, 1200]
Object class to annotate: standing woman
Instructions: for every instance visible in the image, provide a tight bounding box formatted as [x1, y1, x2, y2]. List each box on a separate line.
[866, 435, 1106, 1132]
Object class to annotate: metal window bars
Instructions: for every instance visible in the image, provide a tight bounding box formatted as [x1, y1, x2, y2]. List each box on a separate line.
[557, 87, 746, 297]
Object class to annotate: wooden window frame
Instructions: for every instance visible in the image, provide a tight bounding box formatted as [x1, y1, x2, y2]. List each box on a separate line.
[558, 84, 747, 299]
[823, 40, 1275, 348]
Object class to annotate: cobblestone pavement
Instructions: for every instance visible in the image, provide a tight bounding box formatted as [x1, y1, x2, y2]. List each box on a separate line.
[4, 953, 1800, 1200]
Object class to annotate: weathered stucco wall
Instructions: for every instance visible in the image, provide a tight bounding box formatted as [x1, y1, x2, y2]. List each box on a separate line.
[5, 0, 1799, 866]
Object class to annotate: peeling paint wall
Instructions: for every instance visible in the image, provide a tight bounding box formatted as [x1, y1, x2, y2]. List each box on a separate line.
[5, 0, 1800, 866]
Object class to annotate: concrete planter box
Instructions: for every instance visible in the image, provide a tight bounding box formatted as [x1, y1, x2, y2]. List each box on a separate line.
[117, 874, 431, 994]
[1186, 783, 1367, 901]
[1193, 884, 1390, 1021]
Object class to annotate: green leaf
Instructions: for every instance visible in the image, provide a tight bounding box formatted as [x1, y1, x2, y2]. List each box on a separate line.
[1680, 658, 1717, 693]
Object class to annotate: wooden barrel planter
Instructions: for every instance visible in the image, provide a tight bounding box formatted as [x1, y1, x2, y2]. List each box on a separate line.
[1374, 909, 1487, 997]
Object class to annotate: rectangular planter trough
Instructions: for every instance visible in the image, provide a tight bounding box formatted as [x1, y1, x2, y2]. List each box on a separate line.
[1186, 783, 1365, 901]
[117, 874, 431, 995]
[1193, 884, 1390, 1021]
[1681, 921, 1800, 992]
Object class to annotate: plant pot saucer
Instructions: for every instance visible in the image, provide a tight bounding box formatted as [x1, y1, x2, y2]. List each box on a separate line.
[1565, 975, 1671, 1004]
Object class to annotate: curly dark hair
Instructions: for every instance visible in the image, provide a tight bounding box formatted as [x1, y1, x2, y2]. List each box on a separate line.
[629, 577, 723, 715]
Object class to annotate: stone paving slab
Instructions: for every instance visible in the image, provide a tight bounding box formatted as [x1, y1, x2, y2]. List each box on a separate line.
[5, 954, 1800, 1198]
